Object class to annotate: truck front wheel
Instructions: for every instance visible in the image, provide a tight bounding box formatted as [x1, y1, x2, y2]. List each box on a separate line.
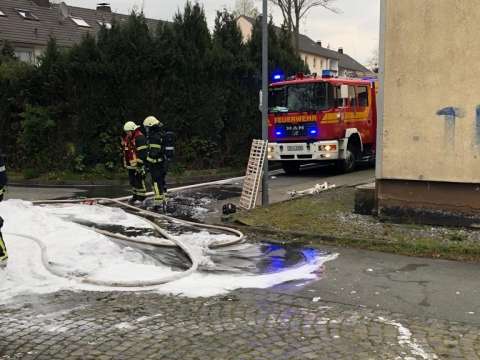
[336, 147, 356, 173]
[282, 162, 300, 175]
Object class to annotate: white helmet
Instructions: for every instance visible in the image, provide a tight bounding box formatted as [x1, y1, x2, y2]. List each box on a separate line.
[123, 121, 138, 132]
[143, 116, 163, 127]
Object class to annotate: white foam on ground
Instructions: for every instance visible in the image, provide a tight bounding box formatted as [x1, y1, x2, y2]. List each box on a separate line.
[377, 317, 439, 360]
[0, 200, 337, 302]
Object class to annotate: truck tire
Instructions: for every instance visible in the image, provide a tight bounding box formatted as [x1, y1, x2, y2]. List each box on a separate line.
[336, 145, 357, 173]
[282, 162, 300, 175]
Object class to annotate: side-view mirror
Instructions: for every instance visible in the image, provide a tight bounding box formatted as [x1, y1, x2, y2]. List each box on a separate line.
[340, 84, 349, 99]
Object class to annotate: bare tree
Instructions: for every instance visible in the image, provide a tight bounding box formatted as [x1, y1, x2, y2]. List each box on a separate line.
[269, 0, 293, 32]
[271, 0, 340, 54]
[366, 48, 379, 73]
[233, 0, 259, 18]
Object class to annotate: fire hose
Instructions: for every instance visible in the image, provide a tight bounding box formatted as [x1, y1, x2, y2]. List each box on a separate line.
[5, 182, 246, 287]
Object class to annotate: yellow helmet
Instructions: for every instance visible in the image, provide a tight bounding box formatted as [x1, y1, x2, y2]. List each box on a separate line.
[143, 116, 162, 127]
[123, 121, 138, 132]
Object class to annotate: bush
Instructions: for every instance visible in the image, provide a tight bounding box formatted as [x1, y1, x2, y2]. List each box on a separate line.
[18, 105, 58, 171]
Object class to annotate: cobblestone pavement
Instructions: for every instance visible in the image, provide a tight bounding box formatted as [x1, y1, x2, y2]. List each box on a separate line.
[1, 288, 479, 360]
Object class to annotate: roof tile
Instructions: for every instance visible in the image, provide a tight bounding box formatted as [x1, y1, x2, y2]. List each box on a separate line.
[0, 0, 164, 48]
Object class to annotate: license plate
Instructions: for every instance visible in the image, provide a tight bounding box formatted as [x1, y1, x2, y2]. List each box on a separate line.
[287, 145, 304, 152]
[285, 125, 305, 137]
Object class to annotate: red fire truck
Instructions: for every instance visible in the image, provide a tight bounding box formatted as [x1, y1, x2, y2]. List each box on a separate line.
[267, 73, 377, 174]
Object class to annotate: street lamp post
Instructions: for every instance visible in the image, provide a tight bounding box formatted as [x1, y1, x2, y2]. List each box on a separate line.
[261, 0, 269, 206]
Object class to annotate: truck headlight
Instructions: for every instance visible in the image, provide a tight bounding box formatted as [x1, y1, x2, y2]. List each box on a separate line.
[319, 144, 337, 152]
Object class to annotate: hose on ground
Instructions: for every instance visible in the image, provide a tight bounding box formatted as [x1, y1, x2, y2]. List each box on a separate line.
[20, 185, 245, 287]
[33, 197, 245, 248]
[5, 213, 199, 287]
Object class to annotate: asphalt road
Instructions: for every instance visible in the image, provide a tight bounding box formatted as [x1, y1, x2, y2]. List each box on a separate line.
[6, 166, 375, 203]
[273, 244, 480, 326]
[261, 165, 374, 204]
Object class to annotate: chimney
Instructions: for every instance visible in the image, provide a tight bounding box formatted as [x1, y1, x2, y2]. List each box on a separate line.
[97, 2, 112, 13]
[338, 47, 344, 54]
[33, 0, 50, 6]
[316, 41, 322, 47]
[58, 2, 69, 23]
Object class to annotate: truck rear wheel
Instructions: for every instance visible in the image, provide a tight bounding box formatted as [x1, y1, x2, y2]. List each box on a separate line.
[282, 162, 300, 175]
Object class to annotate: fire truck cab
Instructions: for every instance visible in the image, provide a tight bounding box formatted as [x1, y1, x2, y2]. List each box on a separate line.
[267, 72, 377, 174]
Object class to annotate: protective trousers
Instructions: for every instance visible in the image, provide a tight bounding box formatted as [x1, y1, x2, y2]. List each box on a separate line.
[149, 162, 166, 207]
[128, 168, 147, 201]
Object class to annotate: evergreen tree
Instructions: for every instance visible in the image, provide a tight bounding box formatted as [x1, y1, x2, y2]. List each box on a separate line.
[161, 2, 223, 168]
[212, 9, 258, 164]
[0, 3, 313, 174]
[0, 41, 16, 62]
[0, 60, 33, 165]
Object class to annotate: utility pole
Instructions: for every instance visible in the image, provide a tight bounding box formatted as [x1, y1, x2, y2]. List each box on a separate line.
[261, 0, 269, 206]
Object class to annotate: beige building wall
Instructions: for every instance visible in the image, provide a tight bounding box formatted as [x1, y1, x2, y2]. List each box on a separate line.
[300, 53, 339, 74]
[378, 0, 480, 184]
[237, 17, 253, 43]
[301, 53, 328, 73]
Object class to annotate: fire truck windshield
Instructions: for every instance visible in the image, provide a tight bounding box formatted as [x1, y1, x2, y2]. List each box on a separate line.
[269, 82, 332, 113]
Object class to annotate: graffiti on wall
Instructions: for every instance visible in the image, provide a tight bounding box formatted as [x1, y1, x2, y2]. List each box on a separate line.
[436, 107, 465, 146]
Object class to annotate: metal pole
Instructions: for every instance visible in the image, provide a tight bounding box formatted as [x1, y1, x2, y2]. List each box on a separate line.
[261, 0, 269, 206]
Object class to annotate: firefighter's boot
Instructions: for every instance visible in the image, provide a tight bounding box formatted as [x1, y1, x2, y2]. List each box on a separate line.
[153, 194, 167, 213]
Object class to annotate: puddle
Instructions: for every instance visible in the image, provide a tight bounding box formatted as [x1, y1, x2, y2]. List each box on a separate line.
[68, 218, 325, 276]
[70, 184, 241, 223]
[50, 185, 320, 278]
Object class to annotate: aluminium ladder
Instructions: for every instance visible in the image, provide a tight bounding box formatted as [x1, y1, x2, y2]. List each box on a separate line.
[239, 139, 268, 210]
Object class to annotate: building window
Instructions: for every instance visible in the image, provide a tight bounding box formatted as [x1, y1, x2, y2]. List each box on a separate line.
[16, 9, 39, 21]
[313, 57, 316, 68]
[97, 20, 112, 29]
[15, 48, 35, 63]
[330, 59, 339, 71]
[71, 17, 90, 27]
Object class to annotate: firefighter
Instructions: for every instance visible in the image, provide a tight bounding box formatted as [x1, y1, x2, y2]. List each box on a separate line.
[143, 116, 167, 211]
[122, 121, 148, 205]
[0, 150, 8, 266]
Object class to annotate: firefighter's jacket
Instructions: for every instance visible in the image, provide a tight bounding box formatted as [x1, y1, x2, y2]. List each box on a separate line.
[0, 153, 6, 200]
[122, 128, 147, 169]
[146, 126, 165, 165]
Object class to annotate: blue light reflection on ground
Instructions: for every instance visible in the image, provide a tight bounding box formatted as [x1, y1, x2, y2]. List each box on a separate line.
[262, 244, 324, 273]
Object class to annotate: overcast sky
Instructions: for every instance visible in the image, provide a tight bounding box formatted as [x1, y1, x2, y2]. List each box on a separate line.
[63, 0, 380, 64]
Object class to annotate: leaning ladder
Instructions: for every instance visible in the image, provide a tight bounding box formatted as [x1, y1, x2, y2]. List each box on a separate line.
[239, 139, 268, 210]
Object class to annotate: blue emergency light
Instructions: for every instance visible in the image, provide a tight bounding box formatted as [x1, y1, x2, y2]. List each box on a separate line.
[309, 129, 318, 135]
[322, 69, 335, 78]
[272, 69, 285, 82]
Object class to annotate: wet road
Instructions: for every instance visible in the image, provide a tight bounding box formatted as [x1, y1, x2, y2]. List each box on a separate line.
[7, 166, 375, 204]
